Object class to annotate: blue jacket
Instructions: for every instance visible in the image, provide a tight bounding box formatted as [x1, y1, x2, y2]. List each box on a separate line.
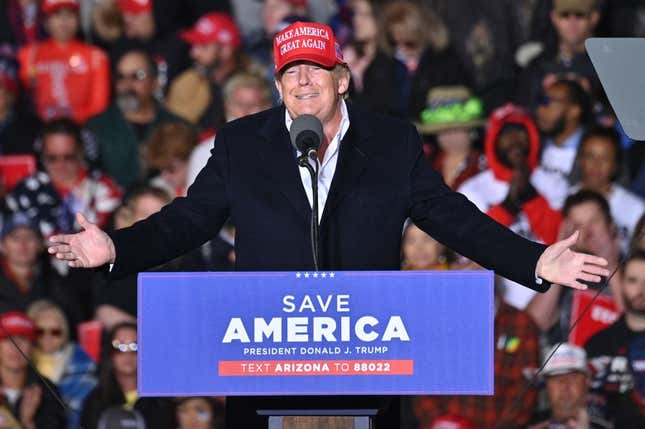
[59, 344, 97, 429]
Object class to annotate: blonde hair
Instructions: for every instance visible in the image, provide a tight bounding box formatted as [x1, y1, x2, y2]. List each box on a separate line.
[380, 0, 449, 54]
[26, 300, 70, 344]
[223, 72, 273, 106]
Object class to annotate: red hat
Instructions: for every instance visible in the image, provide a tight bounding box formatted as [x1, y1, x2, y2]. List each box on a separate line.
[41, 0, 79, 15]
[180, 13, 241, 48]
[116, 0, 153, 15]
[273, 21, 345, 74]
[0, 312, 36, 342]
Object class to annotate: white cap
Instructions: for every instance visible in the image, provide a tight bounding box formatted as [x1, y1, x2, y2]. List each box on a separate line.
[542, 343, 588, 377]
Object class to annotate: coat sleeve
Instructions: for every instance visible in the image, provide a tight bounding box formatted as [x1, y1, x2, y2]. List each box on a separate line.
[406, 124, 550, 292]
[108, 128, 232, 278]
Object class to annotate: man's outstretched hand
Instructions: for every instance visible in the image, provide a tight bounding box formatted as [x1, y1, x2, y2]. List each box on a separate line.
[48, 213, 116, 268]
[536, 230, 610, 290]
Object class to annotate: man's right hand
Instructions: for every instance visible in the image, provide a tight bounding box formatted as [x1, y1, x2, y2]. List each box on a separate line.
[48, 212, 116, 268]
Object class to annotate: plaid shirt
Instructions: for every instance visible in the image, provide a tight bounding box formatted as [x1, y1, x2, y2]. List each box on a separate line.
[414, 302, 539, 428]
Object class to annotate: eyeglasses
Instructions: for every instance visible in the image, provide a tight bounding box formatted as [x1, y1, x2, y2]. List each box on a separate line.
[42, 153, 79, 164]
[558, 11, 589, 19]
[112, 340, 138, 353]
[116, 70, 149, 82]
[36, 327, 63, 338]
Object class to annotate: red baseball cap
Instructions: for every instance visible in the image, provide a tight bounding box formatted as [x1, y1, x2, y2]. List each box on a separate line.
[42, 0, 79, 15]
[273, 21, 345, 74]
[0, 312, 36, 342]
[180, 13, 241, 48]
[116, 0, 153, 15]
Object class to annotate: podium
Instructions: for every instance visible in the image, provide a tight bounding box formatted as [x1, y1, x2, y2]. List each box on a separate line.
[137, 271, 494, 428]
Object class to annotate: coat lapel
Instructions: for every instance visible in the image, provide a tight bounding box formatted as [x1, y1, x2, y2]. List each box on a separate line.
[320, 105, 371, 226]
[256, 106, 312, 221]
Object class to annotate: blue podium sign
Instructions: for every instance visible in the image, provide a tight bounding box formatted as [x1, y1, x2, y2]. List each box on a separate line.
[137, 271, 494, 396]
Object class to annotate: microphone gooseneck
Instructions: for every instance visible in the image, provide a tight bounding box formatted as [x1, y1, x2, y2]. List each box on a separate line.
[289, 114, 323, 271]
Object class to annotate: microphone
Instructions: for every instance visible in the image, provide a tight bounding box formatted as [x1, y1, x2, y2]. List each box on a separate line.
[289, 114, 323, 160]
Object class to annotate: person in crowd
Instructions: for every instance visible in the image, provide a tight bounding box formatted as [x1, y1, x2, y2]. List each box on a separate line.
[527, 190, 622, 341]
[245, 0, 309, 70]
[570, 126, 645, 252]
[143, 122, 198, 197]
[17, 0, 110, 123]
[0, 211, 86, 327]
[110, 0, 190, 94]
[26, 300, 96, 429]
[166, 12, 249, 133]
[174, 397, 225, 429]
[0, 311, 66, 429]
[186, 71, 274, 186]
[5, 118, 122, 238]
[401, 222, 448, 271]
[584, 250, 645, 427]
[416, 86, 486, 190]
[80, 322, 174, 429]
[414, 282, 539, 428]
[0, 55, 41, 155]
[458, 103, 564, 309]
[86, 49, 186, 190]
[380, 0, 468, 120]
[0, 0, 46, 52]
[533, 78, 593, 209]
[0, 213, 43, 311]
[526, 343, 611, 429]
[428, 0, 528, 112]
[342, 0, 409, 117]
[516, 0, 601, 110]
[630, 214, 645, 254]
[49, 20, 612, 427]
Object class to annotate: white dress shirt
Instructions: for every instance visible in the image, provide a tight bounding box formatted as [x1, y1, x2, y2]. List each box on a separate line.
[285, 99, 350, 223]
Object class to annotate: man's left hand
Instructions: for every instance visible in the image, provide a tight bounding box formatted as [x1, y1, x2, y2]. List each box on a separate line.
[536, 230, 610, 290]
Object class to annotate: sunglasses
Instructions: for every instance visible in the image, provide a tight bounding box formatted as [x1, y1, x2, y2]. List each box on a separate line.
[537, 95, 570, 106]
[36, 327, 63, 338]
[112, 340, 138, 353]
[558, 11, 589, 19]
[42, 153, 79, 164]
[116, 69, 149, 82]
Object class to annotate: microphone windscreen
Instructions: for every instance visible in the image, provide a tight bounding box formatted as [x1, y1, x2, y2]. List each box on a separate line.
[289, 114, 323, 152]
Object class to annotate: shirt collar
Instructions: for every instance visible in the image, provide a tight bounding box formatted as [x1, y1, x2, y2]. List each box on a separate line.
[284, 99, 350, 144]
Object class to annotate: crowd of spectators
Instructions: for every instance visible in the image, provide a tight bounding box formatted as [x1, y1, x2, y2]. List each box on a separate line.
[0, 0, 643, 428]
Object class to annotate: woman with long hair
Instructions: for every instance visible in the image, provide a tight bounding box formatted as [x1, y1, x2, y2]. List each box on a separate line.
[380, 0, 468, 120]
[27, 300, 96, 429]
[79, 322, 174, 429]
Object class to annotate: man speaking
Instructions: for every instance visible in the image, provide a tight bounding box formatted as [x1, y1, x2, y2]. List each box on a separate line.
[49, 21, 609, 426]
